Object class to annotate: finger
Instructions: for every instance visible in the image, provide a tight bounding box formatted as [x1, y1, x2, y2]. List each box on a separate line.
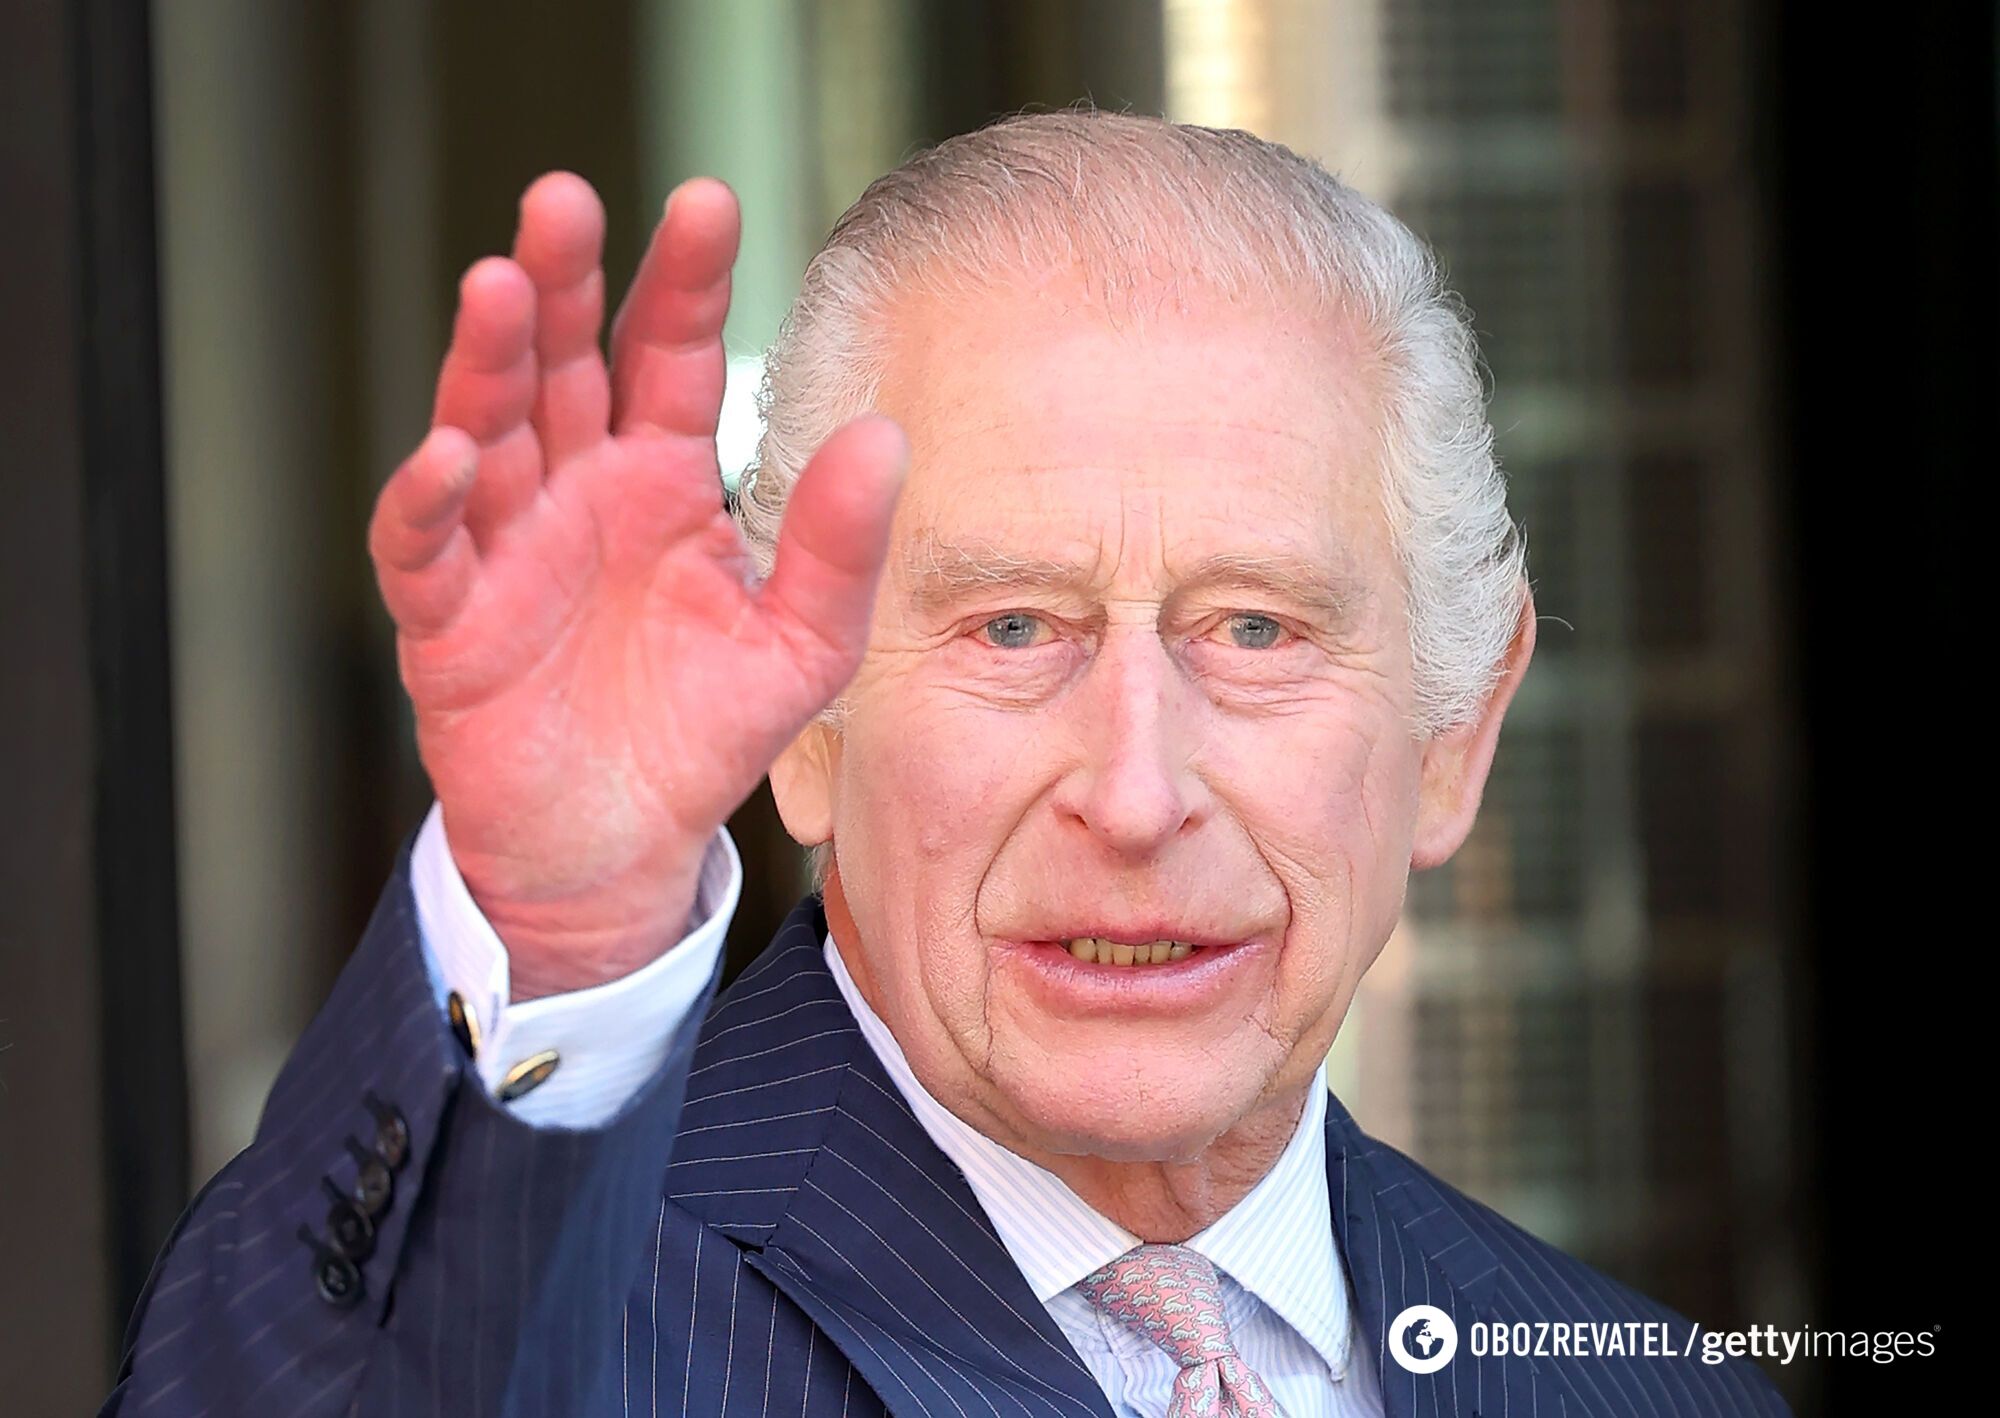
[370, 427, 482, 636]
[757, 416, 910, 696]
[609, 177, 739, 440]
[433, 256, 544, 545]
[512, 172, 610, 467]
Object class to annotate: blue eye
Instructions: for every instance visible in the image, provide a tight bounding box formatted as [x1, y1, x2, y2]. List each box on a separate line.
[983, 613, 1045, 649]
[1227, 614, 1284, 649]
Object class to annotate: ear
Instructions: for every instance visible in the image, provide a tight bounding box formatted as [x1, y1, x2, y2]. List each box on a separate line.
[769, 720, 841, 848]
[1411, 587, 1537, 870]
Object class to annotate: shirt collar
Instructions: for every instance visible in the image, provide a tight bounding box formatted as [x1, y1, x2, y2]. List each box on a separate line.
[824, 935, 1354, 1380]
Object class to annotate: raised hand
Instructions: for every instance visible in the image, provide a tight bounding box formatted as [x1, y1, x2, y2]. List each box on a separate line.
[368, 173, 906, 999]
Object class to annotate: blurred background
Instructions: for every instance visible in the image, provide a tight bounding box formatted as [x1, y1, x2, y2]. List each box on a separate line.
[2, 0, 1982, 1412]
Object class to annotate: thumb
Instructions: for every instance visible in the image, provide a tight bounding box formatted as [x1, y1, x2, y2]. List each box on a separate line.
[757, 414, 910, 695]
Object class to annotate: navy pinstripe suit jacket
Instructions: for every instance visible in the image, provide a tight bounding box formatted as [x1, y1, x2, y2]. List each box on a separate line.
[106, 835, 1790, 1417]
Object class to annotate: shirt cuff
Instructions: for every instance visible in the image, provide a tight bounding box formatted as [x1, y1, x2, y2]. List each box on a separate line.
[409, 800, 742, 1128]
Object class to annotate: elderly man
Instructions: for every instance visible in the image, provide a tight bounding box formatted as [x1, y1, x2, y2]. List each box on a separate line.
[108, 113, 1787, 1417]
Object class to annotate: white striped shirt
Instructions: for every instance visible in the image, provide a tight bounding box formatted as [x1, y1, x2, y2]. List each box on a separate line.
[413, 805, 1385, 1416]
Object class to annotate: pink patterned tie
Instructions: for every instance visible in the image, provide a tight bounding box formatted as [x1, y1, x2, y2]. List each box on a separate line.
[1078, 1244, 1283, 1417]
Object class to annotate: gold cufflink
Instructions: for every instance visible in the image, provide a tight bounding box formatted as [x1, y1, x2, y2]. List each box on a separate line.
[497, 1049, 561, 1102]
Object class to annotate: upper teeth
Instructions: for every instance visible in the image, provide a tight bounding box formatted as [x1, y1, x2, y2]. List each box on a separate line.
[1065, 938, 1195, 966]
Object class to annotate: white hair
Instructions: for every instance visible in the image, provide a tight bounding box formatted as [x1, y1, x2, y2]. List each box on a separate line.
[732, 110, 1526, 878]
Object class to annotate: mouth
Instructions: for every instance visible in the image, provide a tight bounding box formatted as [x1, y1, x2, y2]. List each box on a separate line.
[993, 930, 1268, 1015]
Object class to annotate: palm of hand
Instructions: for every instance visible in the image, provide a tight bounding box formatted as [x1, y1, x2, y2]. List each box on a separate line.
[369, 173, 905, 988]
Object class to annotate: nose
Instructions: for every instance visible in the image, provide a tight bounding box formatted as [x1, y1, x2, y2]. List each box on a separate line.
[1052, 626, 1208, 857]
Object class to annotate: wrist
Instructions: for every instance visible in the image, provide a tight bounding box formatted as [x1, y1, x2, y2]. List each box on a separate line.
[501, 919, 695, 1002]
[468, 860, 707, 1002]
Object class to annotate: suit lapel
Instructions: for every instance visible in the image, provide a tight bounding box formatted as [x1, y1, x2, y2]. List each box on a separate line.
[668, 898, 1110, 1418]
[1328, 1096, 1558, 1418]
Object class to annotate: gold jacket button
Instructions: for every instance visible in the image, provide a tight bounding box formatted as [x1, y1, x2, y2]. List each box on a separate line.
[445, 991, 481, 1059]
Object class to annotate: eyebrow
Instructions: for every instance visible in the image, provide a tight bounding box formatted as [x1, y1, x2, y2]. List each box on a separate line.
[902, 535, 1361, 620]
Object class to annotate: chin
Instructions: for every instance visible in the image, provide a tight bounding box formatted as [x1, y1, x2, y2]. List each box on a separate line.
[988, 1060, 1267, 1165]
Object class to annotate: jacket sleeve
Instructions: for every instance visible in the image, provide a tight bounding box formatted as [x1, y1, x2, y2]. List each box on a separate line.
[101, 827, 725, 1417]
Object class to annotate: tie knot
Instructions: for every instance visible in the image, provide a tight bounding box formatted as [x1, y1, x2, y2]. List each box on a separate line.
[1077, 1244, 1235, 1368]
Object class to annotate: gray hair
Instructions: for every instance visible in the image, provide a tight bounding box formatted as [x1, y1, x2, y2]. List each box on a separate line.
[732, 111, 1526, 877]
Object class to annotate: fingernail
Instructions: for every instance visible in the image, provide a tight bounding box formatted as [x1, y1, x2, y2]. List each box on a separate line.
[430, 430, 478, 491]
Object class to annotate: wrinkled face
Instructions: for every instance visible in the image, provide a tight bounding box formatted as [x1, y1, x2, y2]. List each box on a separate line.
[781, 267, 1492, 1164]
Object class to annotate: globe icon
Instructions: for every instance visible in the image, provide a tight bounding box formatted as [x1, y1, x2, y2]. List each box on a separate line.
[1387, 1303, 1459, 1373]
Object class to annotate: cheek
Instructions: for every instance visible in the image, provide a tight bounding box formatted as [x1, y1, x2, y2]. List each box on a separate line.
[1220, 711, 1409, 861]
[833, 692, 1074, 1090]
[838, 693, 1044, 875]
[1214, 715, 1424, 989]
[832, 687, 1066, 1035]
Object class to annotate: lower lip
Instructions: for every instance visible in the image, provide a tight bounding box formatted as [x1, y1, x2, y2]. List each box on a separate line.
[992, 938, 1269, 1014]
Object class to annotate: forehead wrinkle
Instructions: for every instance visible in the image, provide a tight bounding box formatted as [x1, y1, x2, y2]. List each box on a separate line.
[922, 412, 1331, 453]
